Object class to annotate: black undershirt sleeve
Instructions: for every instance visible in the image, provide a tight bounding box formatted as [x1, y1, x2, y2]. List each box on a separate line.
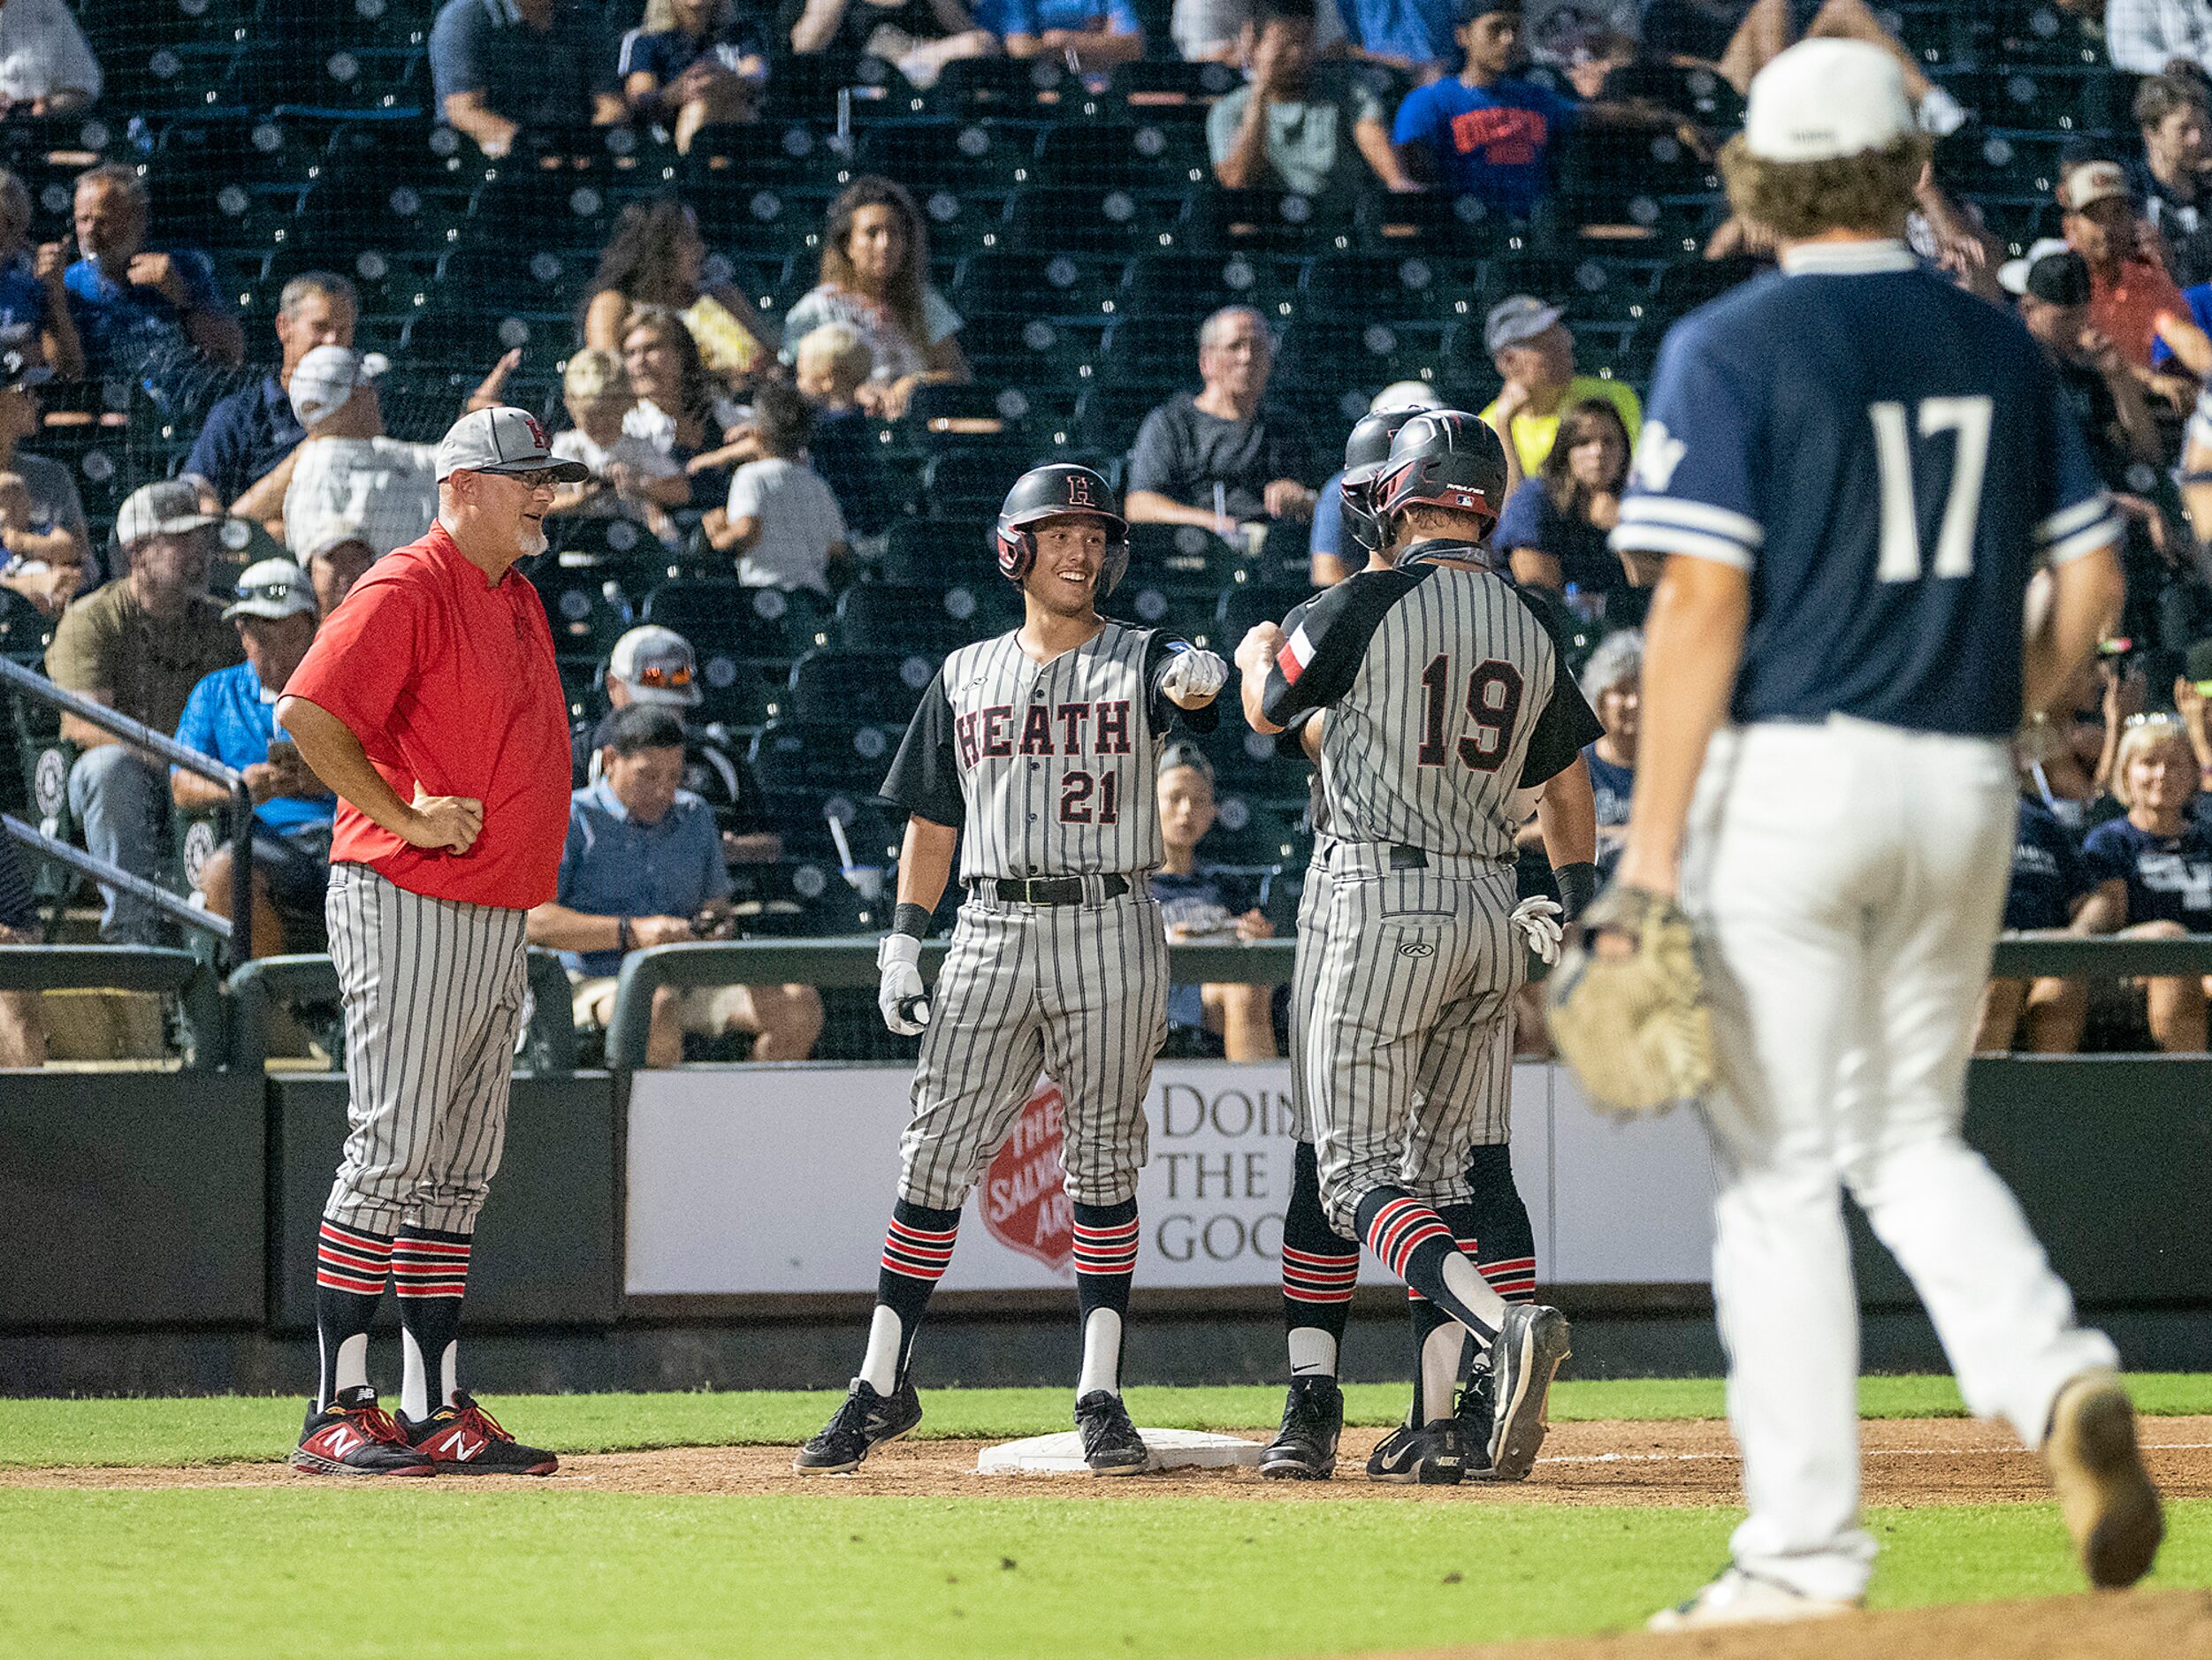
[1516, 598, 1606, 788]
[879, 668, 966, 827]
[1259, 567, 1420, 727]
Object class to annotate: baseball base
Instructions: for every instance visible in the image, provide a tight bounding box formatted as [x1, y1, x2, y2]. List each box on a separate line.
[976, 1428, 1264, 1475]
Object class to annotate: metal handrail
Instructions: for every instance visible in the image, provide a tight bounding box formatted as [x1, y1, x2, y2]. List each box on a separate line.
[4, 816, 229, 942]
[0, 656, 255, 965]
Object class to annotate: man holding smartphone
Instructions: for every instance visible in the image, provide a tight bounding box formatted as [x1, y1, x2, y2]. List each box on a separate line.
[172, 557, 336, 956]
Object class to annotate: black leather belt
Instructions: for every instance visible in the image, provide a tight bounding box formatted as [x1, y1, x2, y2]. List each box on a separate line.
[975, 873, 1131, 905]
[1388, 844, 1510, 869]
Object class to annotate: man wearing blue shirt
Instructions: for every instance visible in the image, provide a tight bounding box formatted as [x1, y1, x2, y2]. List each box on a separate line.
[429, 0, 626, 159]
[988, 0, 1146, 69]
[172, 559, 335, 956]
[64, 165, 243, 398]
[528, 704, 821, 1066]
[182, 273, 355, 514]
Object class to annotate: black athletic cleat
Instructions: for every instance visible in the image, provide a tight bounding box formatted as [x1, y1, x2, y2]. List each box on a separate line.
[1260, 1375, 1343, 1480]
[290, 1385, 437, 1477]
[1455, 1353, 1499, 1480]
[1365, 1417, 1466, 1485]
[1488, 1304, 1571, 1481]
[794, 1377, 923, 1473]
[1074, 1390, 1150, 1474]
[399, 1391, 560, 1475]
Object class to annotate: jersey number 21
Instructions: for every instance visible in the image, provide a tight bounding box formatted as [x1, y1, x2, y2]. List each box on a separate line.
[1869, 394, 1993, 583]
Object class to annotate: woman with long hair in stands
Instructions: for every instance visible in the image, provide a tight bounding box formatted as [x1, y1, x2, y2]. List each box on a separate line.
[782, 177, 968, 420]
[1491, 396, 1651, 623]
[582, 196, 774, 385]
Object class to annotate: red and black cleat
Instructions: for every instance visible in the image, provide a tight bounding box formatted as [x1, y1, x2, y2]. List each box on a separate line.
[291, 1385, 438, 1477]
[399, 1391, 560, 1476]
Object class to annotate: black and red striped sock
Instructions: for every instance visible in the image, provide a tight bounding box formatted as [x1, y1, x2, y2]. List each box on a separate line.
[1072, 1198, 1139, 1397]
[859, 1199, 960, 1393]
[313, 1217, 394, 1413]
[1280, 1141, 1359, 1376]
[1358, 1187, 1505, 1349]
[393, 1227, 472, 1423]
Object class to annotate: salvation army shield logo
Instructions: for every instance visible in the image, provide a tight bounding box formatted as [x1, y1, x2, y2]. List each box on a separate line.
[982, 1078, 1072, 1271]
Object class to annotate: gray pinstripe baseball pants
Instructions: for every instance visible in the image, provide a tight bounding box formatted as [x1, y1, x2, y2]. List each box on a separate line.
[322, 862, 530, 1237]
[1286, 840, 1335, 1148]
[1305, 845, 1522, 1237]
[898, 883, 1168, 1210]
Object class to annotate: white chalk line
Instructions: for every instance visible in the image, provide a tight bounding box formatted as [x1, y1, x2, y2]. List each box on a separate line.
[1539, 1442, 2212, 1468]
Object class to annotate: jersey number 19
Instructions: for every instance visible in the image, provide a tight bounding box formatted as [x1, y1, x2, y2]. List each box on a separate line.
[1869, 394, 1994, 584]
[1417, 654, 1524, 773]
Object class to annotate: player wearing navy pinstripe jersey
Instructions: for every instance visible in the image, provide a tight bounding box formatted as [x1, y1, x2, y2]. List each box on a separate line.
[1239, 411, 1598, 1485]
[797, 464, 1229, 1477]
[1604, 42, 2159, 1630]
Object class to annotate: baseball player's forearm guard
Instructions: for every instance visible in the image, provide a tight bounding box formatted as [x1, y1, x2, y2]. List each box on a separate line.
[892, 902, 934, 939]
[1555, 861, 1600, 923]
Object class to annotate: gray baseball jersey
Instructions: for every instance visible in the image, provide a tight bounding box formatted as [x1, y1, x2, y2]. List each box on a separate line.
[879, 619, 1217, 1211]
[1260, 544, 1601, 1232]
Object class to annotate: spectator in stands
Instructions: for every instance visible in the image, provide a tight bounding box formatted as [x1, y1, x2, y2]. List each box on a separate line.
[1311, 379, 1441, 584]
[64, 164, 243, 394]
[45, 481, 240, 946]
[1153, 743, 1275, 1060]
[0, 346, 88, 615]
[530, 704, 823, 1067]
[0, 169, 80, 379]
[1339, 0, 1456, 73]
[2004, 242, 2162, 487]
[1576, 628, 1636, 872]
[1492, 395, 1633, 605]
[181, 272, 355, 514]
[2130, 67, 2212, 288]
[1126, 307, 1317, 536]
[991, 0, 1147, 71]
[1391, 1, 1708, 217]
[429, 0, 625, 159]
[782, 178, 969, 421]
[621, 308, 746, 518]
[1209, 0, 1415, 199]
[2106, 0, 2212, 76]
[581, 197, 774, 385]
[2079, 714, 2212, 1051]
[295, 523, 377, 618]
[706, 381, 850, 594]
[262, 346, 438, 558]
[621, 0, 767, 153]
[1712, 0, 1964, 133]
[793, 322, 898, 537]
[1174, 0, 1345, 61]
[0, 0, 102, 116]
[576, 624, 785, 866]
[1476, 295, 1641, 476]
[548, 347, 687, 544]
[0, 831, 42, 1066]
[1976, 772, 2094, 1056]
[2060, 157, 2206, 378]
[789, 0, 998, 90]
[171, 560, 335, 957]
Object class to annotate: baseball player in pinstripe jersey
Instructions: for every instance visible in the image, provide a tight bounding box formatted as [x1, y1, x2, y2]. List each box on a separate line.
[797, 463, 1229, 1476]
[276, 407, 587, 1478]
[1238, 411, 1600, 1485]
[1261, 407, 1558, 1483]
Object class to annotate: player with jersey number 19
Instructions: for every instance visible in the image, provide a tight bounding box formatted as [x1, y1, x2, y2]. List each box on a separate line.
[1592, 40, 2161, 1629]
[275, 407, 587, 1480]
[796, 463, 1228, 1478]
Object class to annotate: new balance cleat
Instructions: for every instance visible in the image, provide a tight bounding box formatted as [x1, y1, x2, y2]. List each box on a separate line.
[290, 1385, 437, 1477]
[1074, 1390, 1150, 1474]
[2045, 1371, 2163, 1588]
[399, 1391, 559, 1475]
[1260, 1375, 1343, 1480]
[1487, 1304, 1570, 1481]
[795, 1377, 923, 1473]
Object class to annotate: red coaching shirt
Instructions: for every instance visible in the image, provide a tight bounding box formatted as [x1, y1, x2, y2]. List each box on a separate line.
[284, 522, 570, 910]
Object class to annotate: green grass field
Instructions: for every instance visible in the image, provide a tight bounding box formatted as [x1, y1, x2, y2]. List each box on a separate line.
[2, 1377, 2207, 1659]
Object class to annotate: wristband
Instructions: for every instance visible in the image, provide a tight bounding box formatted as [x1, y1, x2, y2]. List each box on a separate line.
[617, 917, 633, 952]
[1554, 861, 1600, 923]
[892, 901, 934, 940]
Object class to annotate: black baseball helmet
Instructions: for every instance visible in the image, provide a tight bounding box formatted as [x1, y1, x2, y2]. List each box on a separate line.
[994, 463, 1130, 595]
[1375, 410, 1508, 539]
[1341, 404, 1436, 558]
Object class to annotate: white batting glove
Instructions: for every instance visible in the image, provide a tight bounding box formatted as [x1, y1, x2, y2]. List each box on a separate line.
[1511, 895, 1565, 967]
[877, 933, 930, 1036]
[1162, 646, 1229, 707]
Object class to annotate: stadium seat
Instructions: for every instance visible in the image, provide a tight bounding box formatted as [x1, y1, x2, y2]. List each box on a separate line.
[1300, 252, 1457, 320]
[788, 647, 941, 726]
[528, 564, 632, 658]
[1118, 249, 1289, 322]
[751, 718, 903, 796]
[928, 56, 1072, 115]
[643, 579, 827, 662]
[950, 252, 1122, 323]
[1034, 120, 1207, 190]
[725, 853, 870, 935]
[835, 580, 1018, 652]
[854, 118, 1032, 194]
[1095, 313, 1207, 390]
[1003, 184, 1180, 256]
[1181, 186, 1353, 255]
[919, 444, 1037, 521]
[960, 313, 1106, 390]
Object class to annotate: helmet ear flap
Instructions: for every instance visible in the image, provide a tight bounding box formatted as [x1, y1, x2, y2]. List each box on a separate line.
[1100, 534, 1128, 597]
[995, 522, 1036, 583]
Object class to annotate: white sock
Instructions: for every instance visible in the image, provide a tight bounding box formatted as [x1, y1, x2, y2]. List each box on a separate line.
[327, 1332, 370, 1410]
[1438, 1251, 1507, 1338]
[858, 1305, 905, 1396]
[400, 1329, 431, 1422]
[1076, 1307, 1123, 1398]
[441, 1341, 460, 1409]
[1287, 1327, 1338, 1378]
[1420, 1322, 1467, 1426]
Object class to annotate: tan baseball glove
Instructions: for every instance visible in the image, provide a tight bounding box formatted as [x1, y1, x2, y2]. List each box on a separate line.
[1544, 883, 1715, 1118]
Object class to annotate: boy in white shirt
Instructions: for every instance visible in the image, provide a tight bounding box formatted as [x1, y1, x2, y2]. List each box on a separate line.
[707, 380, 849, 594]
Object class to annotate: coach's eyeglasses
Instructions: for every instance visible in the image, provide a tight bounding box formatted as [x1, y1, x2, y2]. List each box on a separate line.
[630, 663, 693, 691]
